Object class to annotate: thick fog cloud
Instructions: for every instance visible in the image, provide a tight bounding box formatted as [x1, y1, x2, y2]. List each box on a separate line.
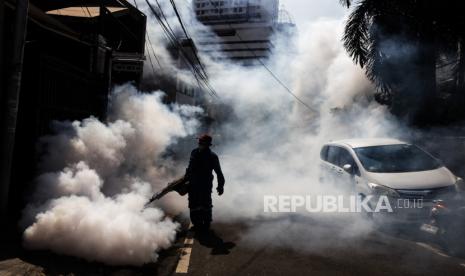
[22, 85, 202, 265]
[135, 0, 404, 247]
[22, 0, 409, 265]
[207, 18, 402, 222]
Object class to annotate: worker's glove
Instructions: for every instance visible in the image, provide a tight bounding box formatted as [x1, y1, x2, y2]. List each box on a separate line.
[217, 186, 224, 196]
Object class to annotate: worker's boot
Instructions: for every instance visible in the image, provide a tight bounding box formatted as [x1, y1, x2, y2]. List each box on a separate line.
[202, 221, 211, 233]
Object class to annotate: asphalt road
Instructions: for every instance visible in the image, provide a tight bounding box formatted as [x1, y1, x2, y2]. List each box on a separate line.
[177, 216, 465, 276]
[2, 215, 465, 275]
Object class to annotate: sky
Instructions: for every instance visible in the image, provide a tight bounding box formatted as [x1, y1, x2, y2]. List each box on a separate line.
[278, 0, 346, 27]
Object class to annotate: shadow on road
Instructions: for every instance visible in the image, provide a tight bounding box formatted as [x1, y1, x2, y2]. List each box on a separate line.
[376, 223, 465, 260]
[195, 230, 236, 255]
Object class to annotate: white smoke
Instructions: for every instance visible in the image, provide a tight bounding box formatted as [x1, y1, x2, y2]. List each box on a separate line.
[185, 10, 409, 251]
[135, 1, 404, 250]
[22, 0, 411, 265]
[204, 18, 403, 222]
[21, 85, 203, 265]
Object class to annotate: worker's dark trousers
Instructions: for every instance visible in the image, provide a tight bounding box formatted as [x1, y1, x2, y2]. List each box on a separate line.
[189, 207, 212, 231]
[188, 183, 213, 232]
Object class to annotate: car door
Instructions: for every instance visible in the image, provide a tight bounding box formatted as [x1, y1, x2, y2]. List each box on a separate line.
[336, 147, 361, 192]
[319, 145, 331, 182]
[321, 145, 341, 185]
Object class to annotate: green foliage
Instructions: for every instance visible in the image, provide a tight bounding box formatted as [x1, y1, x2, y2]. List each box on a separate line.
[340, 0, 465, 124]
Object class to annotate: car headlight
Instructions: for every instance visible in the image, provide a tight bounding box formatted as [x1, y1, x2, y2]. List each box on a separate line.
[455, 177, 465, 193]
[368, 183, 400, 198]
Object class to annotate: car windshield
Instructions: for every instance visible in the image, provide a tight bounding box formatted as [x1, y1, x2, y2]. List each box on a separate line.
[353, 144, 442, 173]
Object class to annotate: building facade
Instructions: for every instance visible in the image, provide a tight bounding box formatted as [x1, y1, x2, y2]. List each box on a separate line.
[1, 0, 146, 226]
[193, 0, 280, 65]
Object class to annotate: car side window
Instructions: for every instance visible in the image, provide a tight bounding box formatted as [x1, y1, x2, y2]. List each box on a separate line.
[338, 148, 353, 167]
[327, 146, 339, 165]
[338, 148, 360, 176]
[320, 145, 329, 161]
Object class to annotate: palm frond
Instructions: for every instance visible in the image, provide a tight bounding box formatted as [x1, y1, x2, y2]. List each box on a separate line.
[339, 0, 352, 8]
[366, 36, 393, 102]
[342, 0, 374, 67]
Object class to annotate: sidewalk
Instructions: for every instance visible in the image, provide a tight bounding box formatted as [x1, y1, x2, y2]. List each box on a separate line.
[0, 258, 45, 276]
[0, 217, 190, 276]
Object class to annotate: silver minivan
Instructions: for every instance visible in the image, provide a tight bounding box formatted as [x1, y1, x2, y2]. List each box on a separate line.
[319, 138, 463, 223]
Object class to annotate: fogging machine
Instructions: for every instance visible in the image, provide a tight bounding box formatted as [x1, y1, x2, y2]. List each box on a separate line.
[144, 176, 189, 208]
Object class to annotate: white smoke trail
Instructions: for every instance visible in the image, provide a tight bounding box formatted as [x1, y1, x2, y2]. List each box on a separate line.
[196, 17, 407, 251]
[203, 18, 403, 221]
[21, 85, 203, 265]
[129, 0, 406, 250]
[21, 0, 413, 265]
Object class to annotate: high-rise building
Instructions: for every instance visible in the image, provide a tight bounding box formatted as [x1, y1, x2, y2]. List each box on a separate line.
[194, 0, 279, 24]
[193, 0, 280, 65]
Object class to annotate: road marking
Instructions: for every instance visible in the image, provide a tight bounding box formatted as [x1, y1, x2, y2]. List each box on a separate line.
[415, 242, 450, 258]
[175, 247, 192, 274]
[175, 223, 194, 274]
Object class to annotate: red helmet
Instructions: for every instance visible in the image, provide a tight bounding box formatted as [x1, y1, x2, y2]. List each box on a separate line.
[198, 134, 212, 146]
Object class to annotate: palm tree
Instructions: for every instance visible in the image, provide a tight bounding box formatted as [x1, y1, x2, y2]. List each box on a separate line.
[339, 0, 459, 125]
[434, 1, 465, 94]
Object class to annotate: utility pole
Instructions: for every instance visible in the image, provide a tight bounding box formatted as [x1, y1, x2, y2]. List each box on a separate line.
[0, 0, 29, 221]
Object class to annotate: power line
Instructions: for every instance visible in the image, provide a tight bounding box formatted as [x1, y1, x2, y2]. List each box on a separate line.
[145, 44, 157, 75]
[133, 0, 162, 69]
[170, 0, 189, 38]
[79, 0, 92, 17]
[144, 0, 219, 98]
[158, 0, 209, 80]
[255, 58, 317, 112]
[203, 0, 316, 113]
[168, 0, 210, 80]
[146, 33, 162, 68]
[150, 0, 210, 82]
[154, 0, 178, 40]
[138, 0, 218, 97]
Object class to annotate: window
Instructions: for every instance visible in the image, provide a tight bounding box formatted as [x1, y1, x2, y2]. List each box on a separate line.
[327, 146, 339, 165]
[338, 148, 360, 176]
[326, 146, 360, 175]
[338, 148, 354, 167]
[354, 144, 441, 173]
[320, 146, 329, 161]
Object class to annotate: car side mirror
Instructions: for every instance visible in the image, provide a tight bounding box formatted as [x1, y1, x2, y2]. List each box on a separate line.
[343, 164, 352, 174]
